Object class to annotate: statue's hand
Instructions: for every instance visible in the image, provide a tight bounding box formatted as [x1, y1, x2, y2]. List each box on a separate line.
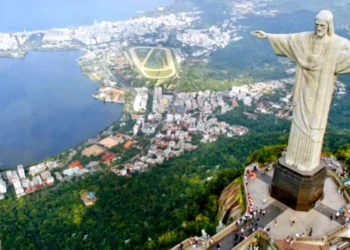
[251, 30, 268, 39]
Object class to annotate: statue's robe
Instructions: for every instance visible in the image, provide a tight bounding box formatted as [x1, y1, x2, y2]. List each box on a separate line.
[268, 32, 350, 171]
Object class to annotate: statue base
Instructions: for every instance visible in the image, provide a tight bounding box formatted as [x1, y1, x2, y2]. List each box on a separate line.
[270, 156, 327, 211]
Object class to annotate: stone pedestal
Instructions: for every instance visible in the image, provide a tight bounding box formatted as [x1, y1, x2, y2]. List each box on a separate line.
[270, 156, 327, 211]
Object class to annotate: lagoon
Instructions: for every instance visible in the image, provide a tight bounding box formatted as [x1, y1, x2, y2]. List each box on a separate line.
[0, 51, 123, 168]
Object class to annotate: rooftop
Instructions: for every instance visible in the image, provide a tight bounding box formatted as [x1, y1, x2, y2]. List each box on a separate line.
[69, 161, 83, 169]
[80, 192, 97, 206]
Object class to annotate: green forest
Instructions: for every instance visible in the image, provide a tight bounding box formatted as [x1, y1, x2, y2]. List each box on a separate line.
[0, 128, 288, 249]
[1, 108, 348, 249]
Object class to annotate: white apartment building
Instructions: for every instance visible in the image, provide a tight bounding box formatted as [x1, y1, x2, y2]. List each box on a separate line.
[17, 165, 25, 179]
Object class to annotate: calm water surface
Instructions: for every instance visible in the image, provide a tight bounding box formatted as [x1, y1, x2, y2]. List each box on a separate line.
[0, 0, 173, 32]
[0, 51, 123, 167]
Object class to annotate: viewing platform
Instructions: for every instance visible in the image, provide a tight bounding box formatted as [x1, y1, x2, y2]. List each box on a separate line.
[173, 164, 350, 250]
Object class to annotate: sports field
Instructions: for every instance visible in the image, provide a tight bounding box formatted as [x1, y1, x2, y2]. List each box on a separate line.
[129, 47, 177, 79]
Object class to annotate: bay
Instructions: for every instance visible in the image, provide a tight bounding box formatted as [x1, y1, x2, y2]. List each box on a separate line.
[0, 51, 123, 167]
[0, 0, 173, 33]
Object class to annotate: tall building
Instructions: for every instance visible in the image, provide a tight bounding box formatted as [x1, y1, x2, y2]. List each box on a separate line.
[0, 178, 7, 194]
[17, 165, 25, 179]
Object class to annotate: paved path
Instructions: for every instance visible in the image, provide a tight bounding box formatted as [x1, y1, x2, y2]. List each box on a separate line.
[206, 168, 347, 249]
[255, 170, 272, 185]
[314, 203, 343, 225]
[208, 200, 288, 250]
[255, 169, 343, 225]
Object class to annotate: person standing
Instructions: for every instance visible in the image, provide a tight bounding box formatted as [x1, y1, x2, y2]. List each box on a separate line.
[309, 227, 313, 237]
[216, 242, 221, 250]
[286, 236, 290, 248]
[290, 217, 296, 226]
[290, 238, 294, 248]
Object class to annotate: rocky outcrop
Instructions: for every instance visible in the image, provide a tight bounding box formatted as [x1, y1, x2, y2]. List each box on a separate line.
[216, 178, 243, 224]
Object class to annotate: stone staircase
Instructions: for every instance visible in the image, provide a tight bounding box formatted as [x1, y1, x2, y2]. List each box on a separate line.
[329, 237, 350, 250]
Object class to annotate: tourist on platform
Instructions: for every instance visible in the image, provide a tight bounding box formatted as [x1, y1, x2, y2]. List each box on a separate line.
[308, 227, 313, 237]
[216, 242, 221, 250]
[274, 219, 278, 227]
[178, 243, 183, 250]
[290, 238, 294, 248]
[290, 217, 296, 226]
[262, 198, 267, 204]
[194, 236, 198, 247]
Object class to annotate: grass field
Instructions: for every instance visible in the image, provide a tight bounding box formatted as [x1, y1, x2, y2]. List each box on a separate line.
[135, 48, 151, 63]
[144, 49, 168, 69]
[128, 47, 177, 79]
[144, 69, 173, 78]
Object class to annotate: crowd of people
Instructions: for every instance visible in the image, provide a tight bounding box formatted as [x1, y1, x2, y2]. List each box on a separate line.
[177, 160, 350, 250]
[330, 206, 350, 223]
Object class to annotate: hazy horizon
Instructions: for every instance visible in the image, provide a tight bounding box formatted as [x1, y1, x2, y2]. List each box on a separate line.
[0, 0, 173, 33]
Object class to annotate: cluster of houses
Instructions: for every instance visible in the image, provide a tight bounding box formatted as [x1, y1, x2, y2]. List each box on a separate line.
[113, 87, 249, 176]
[229, 78, 347, 120]
[0, 161, 60, 199]
[1, 11, 200, 59]
[177, 24, 244, 57]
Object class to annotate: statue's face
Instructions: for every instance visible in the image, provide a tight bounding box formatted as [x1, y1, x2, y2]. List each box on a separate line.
[315, 19, 328, 37]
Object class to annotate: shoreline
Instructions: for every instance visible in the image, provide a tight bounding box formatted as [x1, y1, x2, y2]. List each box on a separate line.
[0, 50, 126, 169]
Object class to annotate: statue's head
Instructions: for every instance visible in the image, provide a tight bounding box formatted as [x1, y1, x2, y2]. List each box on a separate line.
[314, 10, 334, 37]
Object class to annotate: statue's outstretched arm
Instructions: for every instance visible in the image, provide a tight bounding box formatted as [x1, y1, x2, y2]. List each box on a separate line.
[253, 31, 297, 62]
[251, 30, 269, 39]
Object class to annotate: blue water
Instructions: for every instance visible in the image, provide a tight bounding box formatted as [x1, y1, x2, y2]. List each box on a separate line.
[0, 0, 173, 32]
[0, 0, 173, 167]
[0, 51, 123, 167]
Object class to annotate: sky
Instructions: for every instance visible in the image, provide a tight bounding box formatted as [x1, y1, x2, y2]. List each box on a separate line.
[0, 0, 173, 32]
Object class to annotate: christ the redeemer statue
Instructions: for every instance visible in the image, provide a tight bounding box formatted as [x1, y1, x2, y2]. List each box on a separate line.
[252, 10, 350, 171]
